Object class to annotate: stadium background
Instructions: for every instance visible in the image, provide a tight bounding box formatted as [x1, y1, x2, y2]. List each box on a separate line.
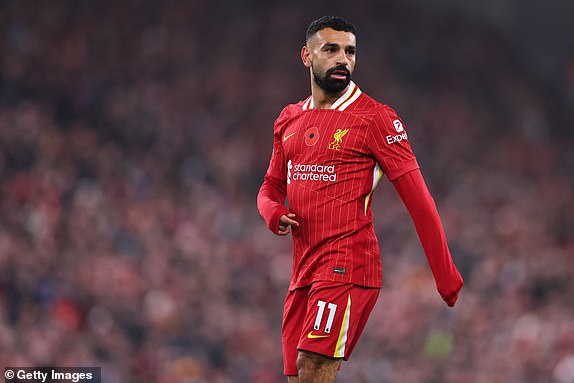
[1, 1, 573, 382]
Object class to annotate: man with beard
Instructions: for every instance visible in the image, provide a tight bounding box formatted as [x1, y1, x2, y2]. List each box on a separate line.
[257, 16, 464, 383]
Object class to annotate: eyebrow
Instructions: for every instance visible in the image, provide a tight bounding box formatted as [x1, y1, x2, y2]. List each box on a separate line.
[322, 42, 356, 50]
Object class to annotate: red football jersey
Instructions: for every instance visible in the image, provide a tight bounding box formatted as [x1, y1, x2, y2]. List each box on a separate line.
[264, 82, 420, 290]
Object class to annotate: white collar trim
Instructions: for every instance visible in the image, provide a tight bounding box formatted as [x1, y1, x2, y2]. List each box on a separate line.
[302, 82, 362, 111]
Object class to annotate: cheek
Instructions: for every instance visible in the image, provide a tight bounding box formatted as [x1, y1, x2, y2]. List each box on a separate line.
[348, 59, 356, 72]
[312, 58, 331, 73]
[310, 61, 325, 74]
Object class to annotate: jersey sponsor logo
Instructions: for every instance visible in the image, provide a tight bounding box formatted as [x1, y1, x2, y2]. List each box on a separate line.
[283, 131, 297, 142]
[307, 331, 330, 339]
[287, 160, 337, 184]
[393, 119, 404, 132]
[386, 132, 408, 144]
[305, 127, 320, 146]
[328, 128, 349, 151]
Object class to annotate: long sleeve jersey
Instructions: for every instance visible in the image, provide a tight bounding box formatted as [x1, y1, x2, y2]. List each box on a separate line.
[257, 82, 463, 305]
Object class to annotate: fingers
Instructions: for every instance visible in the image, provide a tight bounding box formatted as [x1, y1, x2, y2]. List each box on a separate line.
[277, 227, 290, 236]
[277, 214, 299, 236]
[281, 213, 299, 227]
[277, 219, 291, 236]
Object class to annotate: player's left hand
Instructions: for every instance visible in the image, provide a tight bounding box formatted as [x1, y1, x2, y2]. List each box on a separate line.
[440, 276, 463, 307]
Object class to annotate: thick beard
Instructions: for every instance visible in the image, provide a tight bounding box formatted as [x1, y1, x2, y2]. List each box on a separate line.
[313, 66, 351, 94]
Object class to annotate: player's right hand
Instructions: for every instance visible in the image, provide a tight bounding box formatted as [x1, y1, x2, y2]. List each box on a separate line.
[278, 213, 299, 235]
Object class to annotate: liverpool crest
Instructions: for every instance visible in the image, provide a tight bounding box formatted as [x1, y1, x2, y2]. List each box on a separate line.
[328, 128, 349, 151]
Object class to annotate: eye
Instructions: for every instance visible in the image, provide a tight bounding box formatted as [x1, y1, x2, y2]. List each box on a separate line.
[323, 45, 339, 53]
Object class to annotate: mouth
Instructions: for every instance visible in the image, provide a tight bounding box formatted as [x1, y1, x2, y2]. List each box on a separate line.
[328, 67, 350, 80]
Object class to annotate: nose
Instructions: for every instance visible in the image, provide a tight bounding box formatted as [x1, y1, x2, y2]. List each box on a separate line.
[335, 50, 349, 66]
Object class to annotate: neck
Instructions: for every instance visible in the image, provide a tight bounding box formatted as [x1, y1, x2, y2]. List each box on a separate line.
[309, 77, 349, 109]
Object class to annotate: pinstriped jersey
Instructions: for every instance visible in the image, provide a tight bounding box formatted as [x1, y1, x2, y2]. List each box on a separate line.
[265, 82, 419, 290]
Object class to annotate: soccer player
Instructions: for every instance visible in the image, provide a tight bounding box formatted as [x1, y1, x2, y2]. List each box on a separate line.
[257, 16, 463, 383]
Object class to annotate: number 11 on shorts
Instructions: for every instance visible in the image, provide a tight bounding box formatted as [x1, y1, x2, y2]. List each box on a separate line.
[314, 300, 337, 333]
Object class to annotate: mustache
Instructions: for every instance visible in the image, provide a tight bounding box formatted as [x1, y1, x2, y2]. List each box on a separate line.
[326, 65, 350, 77]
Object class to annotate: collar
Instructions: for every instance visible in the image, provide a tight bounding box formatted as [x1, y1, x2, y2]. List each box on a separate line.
[302, 81, 362, 111]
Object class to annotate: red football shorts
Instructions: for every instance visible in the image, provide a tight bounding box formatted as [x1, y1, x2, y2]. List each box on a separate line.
[282, 281, 380, 376]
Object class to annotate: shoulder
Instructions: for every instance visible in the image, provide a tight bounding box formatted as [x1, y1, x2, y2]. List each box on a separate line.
[273, 98, 308, 132]
[376, 103, 405, 132]
[351, 92, 392, 115]
[343, 93, 412, 147]
[350, 92, 381, 112]
[349, 93, 404, 128]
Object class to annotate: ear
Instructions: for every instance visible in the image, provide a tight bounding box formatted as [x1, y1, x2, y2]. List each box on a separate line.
[301, 46, 312, 68]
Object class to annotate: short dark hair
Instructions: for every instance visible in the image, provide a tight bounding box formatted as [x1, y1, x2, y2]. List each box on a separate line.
[305, 16, 356, 44]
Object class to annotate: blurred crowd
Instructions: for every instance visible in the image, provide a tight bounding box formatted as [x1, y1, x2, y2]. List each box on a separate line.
[1, 1, 573, 382]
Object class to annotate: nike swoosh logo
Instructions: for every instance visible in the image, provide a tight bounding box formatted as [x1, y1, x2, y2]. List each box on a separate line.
[283, 132, 297, 142]
[307, 331, 330, 339]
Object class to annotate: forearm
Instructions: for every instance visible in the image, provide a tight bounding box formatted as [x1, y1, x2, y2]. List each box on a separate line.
[392, 169, 463, 306]
[257, 174, 290, 234]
